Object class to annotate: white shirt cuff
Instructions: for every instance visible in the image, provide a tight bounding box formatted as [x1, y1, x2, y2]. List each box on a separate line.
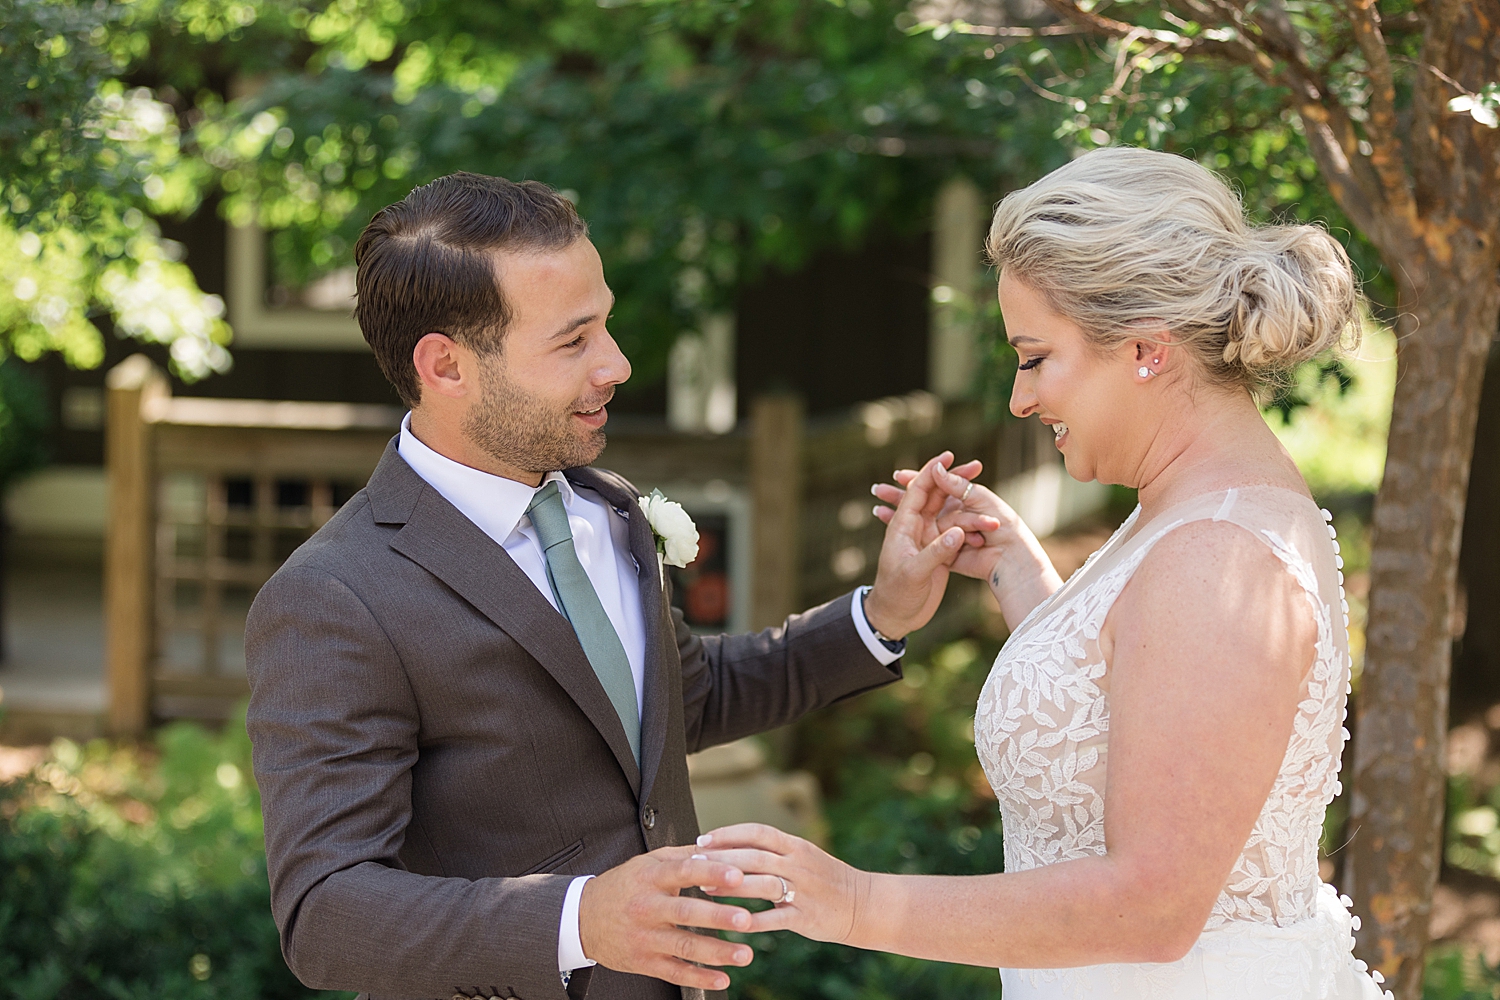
[852, 587, 904, 666]
[558, 875, 598, 973]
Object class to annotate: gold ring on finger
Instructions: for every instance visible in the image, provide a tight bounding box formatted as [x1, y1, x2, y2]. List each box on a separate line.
[962, 482, 974, 502]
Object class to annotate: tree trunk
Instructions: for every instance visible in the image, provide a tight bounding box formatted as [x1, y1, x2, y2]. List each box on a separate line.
[1452, 346, 1500, 716]
[1346, 243, 1500, 998]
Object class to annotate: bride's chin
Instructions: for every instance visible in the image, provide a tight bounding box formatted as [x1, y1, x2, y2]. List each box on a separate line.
[1061, 451, 1091, 482]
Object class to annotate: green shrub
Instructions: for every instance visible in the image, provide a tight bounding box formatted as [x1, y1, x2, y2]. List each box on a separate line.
[0, 715, 347, 1000]
[1425, 945, 1500, 1000]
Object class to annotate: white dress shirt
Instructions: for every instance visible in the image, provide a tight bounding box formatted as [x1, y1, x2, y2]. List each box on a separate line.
[396, 414, 900, 974]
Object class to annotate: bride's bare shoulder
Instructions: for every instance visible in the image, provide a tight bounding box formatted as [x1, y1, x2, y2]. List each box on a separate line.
[1106, 517, 1318, 683]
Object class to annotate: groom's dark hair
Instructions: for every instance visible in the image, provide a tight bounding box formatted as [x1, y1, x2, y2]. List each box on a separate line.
[353, 172, 589, 407]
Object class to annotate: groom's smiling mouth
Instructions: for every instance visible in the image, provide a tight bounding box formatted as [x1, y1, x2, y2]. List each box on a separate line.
[573, 399, 611, 430]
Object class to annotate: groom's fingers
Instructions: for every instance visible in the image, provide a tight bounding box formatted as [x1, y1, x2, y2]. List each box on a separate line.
[656, 854, 745, 894]
[646, 949, 745, 991]
[644, 930, 754, 990]
[890, 456, 951, 530]
[581, 847, 756, 986]
[654, 928, 751, 968]
[887, 458, 950, 528]
[664, 895, 755, 933]
[910, 525, 965, 574]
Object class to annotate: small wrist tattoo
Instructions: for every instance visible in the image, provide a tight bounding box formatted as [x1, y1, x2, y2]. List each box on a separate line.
[990, 567, 1002, 589]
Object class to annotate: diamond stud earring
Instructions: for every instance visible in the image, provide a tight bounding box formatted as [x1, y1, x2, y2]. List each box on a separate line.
[1138, 366, 1152, 378]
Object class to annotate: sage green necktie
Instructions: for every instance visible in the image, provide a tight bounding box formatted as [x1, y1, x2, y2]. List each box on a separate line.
[526, 481, 641, 764]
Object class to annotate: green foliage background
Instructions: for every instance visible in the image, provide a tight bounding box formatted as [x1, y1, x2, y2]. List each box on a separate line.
[4, 0, 1390, 396]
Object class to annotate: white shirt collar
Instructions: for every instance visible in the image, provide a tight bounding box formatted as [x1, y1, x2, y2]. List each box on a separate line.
[397, 411, 574, 544]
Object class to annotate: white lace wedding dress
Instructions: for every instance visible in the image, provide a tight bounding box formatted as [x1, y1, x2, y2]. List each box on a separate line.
[974, 486, 1390, 999]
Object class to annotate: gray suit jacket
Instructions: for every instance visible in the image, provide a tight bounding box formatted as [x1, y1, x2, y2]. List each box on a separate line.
[245, 442, 900, 1000]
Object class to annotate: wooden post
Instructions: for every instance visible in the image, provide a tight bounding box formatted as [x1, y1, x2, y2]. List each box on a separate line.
[929, 176, 985, 401]
[105, 355, 166, 736]
[749, 394, 803, 630]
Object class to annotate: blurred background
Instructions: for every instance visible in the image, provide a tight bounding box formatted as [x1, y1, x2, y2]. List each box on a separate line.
[0, 0, 1497, 997]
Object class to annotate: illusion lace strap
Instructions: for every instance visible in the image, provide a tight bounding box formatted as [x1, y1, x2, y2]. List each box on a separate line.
[1119, 488, 1338, 618]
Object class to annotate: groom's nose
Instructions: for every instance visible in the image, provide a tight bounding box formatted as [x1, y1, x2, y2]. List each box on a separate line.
[592, 328, 632, 387]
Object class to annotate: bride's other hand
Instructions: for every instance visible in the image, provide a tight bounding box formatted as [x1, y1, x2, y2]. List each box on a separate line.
[694, 824, 871, 945]
[873, 457, 1064, 631]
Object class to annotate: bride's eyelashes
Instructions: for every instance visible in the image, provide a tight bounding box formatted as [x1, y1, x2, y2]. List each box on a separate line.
[1018, 356, 1045, 371]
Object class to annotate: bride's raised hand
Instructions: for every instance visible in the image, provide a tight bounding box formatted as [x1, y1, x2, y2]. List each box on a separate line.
[694, 824, 871, 945]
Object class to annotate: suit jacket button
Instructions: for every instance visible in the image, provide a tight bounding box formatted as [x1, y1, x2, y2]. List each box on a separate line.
[642, 805, 657, 830]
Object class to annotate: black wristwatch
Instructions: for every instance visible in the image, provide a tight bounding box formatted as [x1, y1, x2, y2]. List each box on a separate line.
[860, 586, 906, 655]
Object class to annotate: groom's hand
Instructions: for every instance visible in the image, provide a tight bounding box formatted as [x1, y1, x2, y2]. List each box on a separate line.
[578, 846, 755, 990]
[863, 452, 993, 640]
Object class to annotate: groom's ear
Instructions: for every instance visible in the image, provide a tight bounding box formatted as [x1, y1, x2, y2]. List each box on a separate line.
[412, 332, 471, 402]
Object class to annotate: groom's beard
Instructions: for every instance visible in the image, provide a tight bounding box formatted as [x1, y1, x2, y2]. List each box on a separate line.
[462, 353, 611, 475]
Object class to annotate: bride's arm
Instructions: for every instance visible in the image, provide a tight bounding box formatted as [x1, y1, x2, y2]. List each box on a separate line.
[701, 521, 1313, 968]
[873, 460, 1062, 631]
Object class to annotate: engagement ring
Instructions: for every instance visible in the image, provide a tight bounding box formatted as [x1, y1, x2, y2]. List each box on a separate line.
[776, 876, 796, 905]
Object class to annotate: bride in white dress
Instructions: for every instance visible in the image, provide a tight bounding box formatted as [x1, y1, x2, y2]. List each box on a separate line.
[698, 147, 1390, 999]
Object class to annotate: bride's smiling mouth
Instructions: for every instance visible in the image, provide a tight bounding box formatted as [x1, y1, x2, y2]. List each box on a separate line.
[1042, 418, 1069, 449]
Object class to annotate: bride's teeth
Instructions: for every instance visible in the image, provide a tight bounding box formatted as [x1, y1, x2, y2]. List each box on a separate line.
[1053, 423, 1068, 439]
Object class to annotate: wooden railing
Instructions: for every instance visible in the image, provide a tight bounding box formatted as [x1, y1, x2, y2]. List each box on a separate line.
[105, 357, 400, 733]
[105, 357, 1060, 734]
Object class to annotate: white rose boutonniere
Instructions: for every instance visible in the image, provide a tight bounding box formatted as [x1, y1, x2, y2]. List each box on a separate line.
[638, 489, 700, 569]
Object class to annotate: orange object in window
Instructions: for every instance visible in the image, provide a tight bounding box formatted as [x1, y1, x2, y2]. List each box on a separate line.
[685, 572, 729, 625]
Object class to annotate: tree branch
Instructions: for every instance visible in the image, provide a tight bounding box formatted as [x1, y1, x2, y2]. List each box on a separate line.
[946, 23, 1089, 37]
[1410, 0, 1465, 205]
[1042, 0, 1274, 78]
[1042, 0, 1389, 239]
[1341, 0, 1416, 223]
[1038, 0, 1181, 45]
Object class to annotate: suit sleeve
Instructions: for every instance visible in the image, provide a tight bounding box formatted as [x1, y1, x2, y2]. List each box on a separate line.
[675, 591, 902, 754]
[245, 564, 572, 1000]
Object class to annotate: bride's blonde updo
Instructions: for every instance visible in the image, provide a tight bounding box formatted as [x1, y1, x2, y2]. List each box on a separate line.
[985, 147, 1360, 393]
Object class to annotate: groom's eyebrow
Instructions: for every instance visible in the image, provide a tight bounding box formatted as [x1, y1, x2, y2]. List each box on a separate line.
[549, 293, 616, 341]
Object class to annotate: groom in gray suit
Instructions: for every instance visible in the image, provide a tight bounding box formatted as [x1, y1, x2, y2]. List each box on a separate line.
[245, 173, 966, 1000]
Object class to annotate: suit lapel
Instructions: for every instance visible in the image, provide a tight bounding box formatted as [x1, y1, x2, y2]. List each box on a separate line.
[376, 458, 642, 793]
[566, 467, 673, 808]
